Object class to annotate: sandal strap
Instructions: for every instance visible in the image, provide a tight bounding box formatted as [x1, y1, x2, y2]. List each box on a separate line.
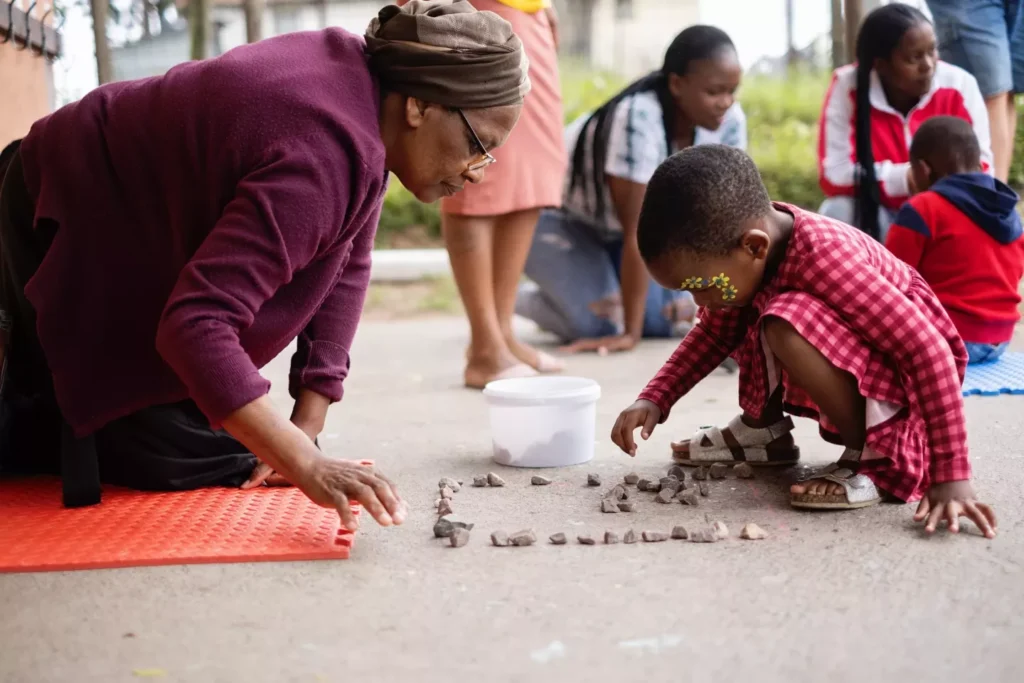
[724, 414, 795, 445]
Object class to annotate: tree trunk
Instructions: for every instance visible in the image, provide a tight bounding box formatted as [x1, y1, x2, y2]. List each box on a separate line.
[141, 0, 154, 38]
[844, 0, 862, 67]
[190, 0, 210, 60]
[243, 0, 264, 43]
[831, 0, 845, 68]
[785, 0, 796, 68]
[90, 0, 113, 84]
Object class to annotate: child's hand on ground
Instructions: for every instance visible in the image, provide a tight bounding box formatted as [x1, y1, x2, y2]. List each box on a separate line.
[914, 480, 997, 538]
[611, 399, 662, 456]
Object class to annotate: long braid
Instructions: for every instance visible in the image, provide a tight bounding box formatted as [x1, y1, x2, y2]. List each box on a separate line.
[853, 3, 929, 240]
[568, 25, 735, 222]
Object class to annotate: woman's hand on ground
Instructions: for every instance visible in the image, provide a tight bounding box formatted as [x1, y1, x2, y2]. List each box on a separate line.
[611, 399, 662, 456]
[914, 480, 997, 538]
[561, 333, 637, 356]
[295, 457, 406, 531]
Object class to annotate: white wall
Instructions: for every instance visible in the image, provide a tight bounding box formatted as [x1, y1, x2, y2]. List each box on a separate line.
[325, 1, 388, 35]
[588, 0, 701, 77]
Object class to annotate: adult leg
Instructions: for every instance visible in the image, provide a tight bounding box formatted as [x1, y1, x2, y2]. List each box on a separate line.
[817, 197, 858, 227]
[929, 0, 1015, 180]
[442, 212, 533, 389]
[760, 317, 867, 499]
[490, 207, 564, 373]
[96, 401, 258, 490]
[515, 210, 620, 342]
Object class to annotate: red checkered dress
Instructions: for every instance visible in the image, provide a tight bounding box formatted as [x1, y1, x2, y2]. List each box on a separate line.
[638, 204, 970, 502]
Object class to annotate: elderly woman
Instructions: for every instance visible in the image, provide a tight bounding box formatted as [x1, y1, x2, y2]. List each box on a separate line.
[0, 0, 528, 528]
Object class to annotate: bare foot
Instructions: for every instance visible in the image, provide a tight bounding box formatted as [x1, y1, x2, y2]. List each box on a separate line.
[505, 335, 565, 373]
[789, 479, 845, 497]
[464, 349, 536, 389]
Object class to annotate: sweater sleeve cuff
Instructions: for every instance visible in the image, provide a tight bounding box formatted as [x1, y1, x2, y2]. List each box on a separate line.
[930, 457, 972, 485]
[184, 351, 271, 428]
[289, 339, 349, 403]
[637, 388, 673, 423]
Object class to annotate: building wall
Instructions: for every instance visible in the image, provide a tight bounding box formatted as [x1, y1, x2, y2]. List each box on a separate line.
[0, 0, 55, 143]
[588, 0, 700, 76]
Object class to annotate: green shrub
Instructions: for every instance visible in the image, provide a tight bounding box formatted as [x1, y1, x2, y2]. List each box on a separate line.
[375, 70, 832, 247]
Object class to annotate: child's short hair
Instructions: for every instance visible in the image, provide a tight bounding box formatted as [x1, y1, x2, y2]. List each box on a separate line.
[909, 116, 981, 172]
[637, 144, 772, 260]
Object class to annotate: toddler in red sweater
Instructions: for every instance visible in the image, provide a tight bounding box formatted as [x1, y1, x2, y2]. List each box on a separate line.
[887, 116, 1024, 364]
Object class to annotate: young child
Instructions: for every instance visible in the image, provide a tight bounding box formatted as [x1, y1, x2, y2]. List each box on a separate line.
[887, 116, 1024, 364]
[612, 144, 996, 538]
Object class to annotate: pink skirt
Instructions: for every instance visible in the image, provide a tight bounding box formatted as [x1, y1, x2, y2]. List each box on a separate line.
[441, 0, 567, 217]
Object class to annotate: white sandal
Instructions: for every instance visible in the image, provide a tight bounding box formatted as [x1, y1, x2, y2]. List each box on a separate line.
[672, 414, 800, 466]
[790, 454, 881, 510]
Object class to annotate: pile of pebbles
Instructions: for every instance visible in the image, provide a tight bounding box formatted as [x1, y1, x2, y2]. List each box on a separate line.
[432, 464, 769, 549]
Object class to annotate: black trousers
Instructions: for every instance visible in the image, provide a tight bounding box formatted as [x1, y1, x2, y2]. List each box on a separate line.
[0, 141, 257, 496]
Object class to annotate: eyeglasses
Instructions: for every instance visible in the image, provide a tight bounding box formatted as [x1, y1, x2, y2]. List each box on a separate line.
[456, 108, 497, 173]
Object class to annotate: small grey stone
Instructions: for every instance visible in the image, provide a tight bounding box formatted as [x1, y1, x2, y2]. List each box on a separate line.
[531, 475, 553, 486]
[678, 491, 700, 506]
[712, 521, 730, 540]
[623, 472, 640, 485]
[472, 476, 488, 487]
[549, 532, 568, 545]
[601, 499, 620, 513]
[642, 530, 669, 542]
[733, 463, 755, 479]
[659, 477, 682, 494]
[440, 486, 455, 500]
[577, 534, 597, 545]
[671, 525, 689, 540]
[667, 465, 687, 481]
[490, 531, 510, 547]
[617, 501, 636, 512]
[604, 531, 620, 545]
[509, 529, 537, 546]
[436, 498, 454, 516]
[439, 477, 461, 492]
[623, 529, 639, 544]
[605, 484, 628, 501]
[587, 473, 602, 487]
[433, 516, 475, 538]
[692, 466, 709, 481]
[655, 489, 675, 504]
[740, 523, 768, 540]
[487, 472, 506, 487]
[698, 481, 709, 497]
[709, 463, 728, 480]
[449, 527, 471, 548]
[690, 527, 718, 543]
[457, 480, 464, 486]
[636, 478, 653, 491]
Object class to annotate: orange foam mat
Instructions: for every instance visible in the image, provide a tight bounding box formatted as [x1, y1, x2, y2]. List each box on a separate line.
[0, 476, 361, 573]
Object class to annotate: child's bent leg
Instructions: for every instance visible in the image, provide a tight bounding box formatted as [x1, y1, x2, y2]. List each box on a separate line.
[761, 316, 867, 499]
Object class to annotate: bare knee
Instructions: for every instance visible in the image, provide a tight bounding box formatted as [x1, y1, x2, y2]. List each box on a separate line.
[442, 215, 488, 253]
[762, 316, 799, 355]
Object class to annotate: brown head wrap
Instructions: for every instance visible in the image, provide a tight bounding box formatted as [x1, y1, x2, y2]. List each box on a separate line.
[365, 0, 531, 109]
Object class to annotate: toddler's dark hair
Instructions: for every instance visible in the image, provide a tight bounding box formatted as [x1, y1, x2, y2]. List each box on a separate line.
[637, 145, 772, 261]
[909, 116, 981, 172]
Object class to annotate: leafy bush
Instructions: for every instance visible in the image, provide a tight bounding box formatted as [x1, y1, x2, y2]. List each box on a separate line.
[374, 69, 830, 247]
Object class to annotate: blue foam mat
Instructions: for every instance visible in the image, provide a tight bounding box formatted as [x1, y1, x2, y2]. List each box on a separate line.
[962, 351, 1024, 397]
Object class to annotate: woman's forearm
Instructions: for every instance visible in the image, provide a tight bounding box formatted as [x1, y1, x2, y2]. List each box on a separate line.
[619, 236, 649, 340]
[223, 395, 321, 483]
[290, 388, 331, 438]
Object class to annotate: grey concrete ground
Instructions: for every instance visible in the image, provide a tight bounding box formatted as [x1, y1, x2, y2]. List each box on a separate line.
[2, 317, 1023, 683]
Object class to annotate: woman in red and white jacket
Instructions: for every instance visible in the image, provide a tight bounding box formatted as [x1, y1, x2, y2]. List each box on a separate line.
[817, 3, 992, 242]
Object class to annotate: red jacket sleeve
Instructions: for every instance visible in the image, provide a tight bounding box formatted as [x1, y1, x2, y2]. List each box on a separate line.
[886, 197, 932, 270]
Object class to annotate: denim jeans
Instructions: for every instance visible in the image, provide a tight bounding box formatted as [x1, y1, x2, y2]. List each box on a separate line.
[514, 210, 694, 342]
[964, 341, 1010, 364]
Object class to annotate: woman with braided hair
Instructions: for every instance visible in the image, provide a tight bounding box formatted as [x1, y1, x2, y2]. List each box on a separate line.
[0, 0, 528, 525]
[515, 25, 746, 355]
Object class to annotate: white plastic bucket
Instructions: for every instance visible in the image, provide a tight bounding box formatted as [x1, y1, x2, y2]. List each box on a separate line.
[482, 376, 601, 468]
